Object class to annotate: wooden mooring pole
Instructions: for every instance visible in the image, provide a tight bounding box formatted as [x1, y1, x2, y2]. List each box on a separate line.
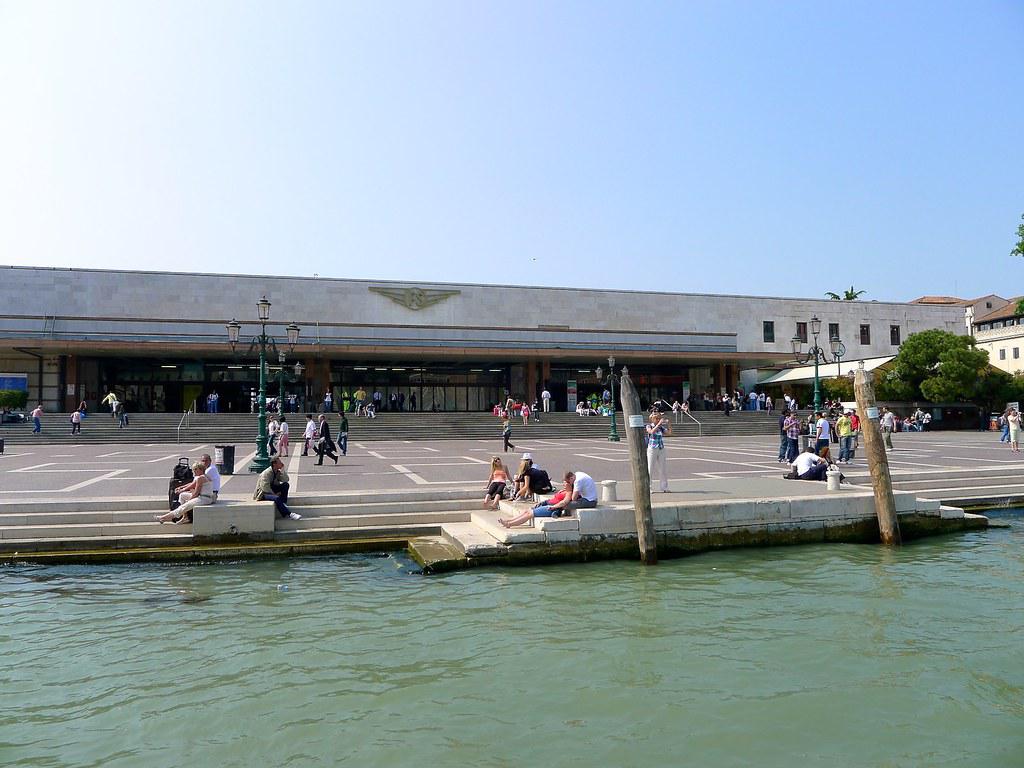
[619, 369, 657, 564]
[853, 363, 901, 545]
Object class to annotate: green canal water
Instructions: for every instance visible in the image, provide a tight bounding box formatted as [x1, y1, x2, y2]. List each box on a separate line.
[3, 517, 1023, 767]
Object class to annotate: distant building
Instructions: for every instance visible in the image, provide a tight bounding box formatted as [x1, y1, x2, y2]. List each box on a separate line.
[1, 266, 966, 412]
[971, 298, 1024, 375]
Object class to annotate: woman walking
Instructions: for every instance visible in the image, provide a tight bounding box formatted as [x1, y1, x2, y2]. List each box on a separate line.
[501, 417, 515, 453]
[277, 417, 290, 457]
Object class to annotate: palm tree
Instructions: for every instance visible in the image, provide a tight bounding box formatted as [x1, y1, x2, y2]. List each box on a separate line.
[825, 286, 866, 301]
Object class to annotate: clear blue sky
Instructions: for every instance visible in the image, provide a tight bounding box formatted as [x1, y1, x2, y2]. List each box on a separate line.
[1, 1, 1021, 302]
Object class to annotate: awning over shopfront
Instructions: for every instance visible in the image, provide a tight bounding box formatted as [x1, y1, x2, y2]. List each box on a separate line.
[758, 355, 896, 385]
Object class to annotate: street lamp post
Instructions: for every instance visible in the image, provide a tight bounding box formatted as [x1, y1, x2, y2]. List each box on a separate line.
[594, 355, 620, 442]
[791, 315, 846, 412]
[227, 298, 300, 473]
[276, 349, 305, 414]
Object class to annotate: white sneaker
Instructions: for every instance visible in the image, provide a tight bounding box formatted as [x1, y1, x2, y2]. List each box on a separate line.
[288, 512, 302, 520]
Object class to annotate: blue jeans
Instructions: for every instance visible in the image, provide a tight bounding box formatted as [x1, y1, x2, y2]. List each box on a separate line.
[839, 435, 854, 461]
[32, 416, 41, 433]
[1001, 424, 1010, 442]
[785, 437, 798, 463]
[262, 481, 291, 518]
[777, 433, 788, 460]
[339, 433, 348, 456]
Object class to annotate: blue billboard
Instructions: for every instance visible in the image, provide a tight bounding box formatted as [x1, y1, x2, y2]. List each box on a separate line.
[0, 374, 28, 391]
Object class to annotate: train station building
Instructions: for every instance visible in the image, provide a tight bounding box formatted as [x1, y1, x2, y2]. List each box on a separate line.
[0, 266, 965, 414]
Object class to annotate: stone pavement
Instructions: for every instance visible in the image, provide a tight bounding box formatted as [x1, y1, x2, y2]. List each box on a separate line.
[2, 431, 1022, 503]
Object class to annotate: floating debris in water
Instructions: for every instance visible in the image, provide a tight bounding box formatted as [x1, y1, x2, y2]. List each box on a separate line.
[276, 584, 289, 592]
[564, 719, 586, 728]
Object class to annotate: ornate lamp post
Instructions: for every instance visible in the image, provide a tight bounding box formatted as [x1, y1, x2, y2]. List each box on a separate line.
[227, 298, 300, 473]
[594, 355, 621, 442]
[791, 315, 846, 412]
[276, 330, 303, 413]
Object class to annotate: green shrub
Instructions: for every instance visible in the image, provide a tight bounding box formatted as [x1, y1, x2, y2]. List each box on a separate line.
[0, 389, 29, 409]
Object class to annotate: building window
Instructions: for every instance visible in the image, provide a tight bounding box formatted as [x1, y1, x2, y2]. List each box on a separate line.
[796, 322, 808, 344]
[890, 325, 901, 345]
[1015, 348, 1020, 360]
[995, 321, 1004, 328]
[999, 349, 1006, 360]
[860, 324, 871, 345]
[986, 302, 993, 308]
[763, 321, 775, 343]
[828, 323, 840, 342]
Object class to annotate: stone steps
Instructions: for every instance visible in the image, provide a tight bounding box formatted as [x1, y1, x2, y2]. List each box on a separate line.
[1, 410, 789, 445]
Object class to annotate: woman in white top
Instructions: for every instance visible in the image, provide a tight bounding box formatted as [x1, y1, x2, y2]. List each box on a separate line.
[278, 417, 291, 457]
[1008, 408, 1021, 453]
[155, 463, 212, 524]
[268, 417, 281, 455]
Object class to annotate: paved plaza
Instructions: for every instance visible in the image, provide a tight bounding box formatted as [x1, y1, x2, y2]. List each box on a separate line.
[1, 431, 1019, 502]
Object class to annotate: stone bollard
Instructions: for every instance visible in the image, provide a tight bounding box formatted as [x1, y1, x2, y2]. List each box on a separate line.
[826, 468, 842, 491]
[600, 479, 618, 503]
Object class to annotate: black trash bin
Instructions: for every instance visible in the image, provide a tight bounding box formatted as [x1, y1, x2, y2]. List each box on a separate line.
[215, 445, 235, 475]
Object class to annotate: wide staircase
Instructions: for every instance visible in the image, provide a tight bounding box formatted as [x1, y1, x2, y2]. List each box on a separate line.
[0, 408, 791, 446]
[0, 488, 483, 554]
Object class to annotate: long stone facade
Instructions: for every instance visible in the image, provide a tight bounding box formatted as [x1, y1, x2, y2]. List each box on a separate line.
[0, 265, 965, 412]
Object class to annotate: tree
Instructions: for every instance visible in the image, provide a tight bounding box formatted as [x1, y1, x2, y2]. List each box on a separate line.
[886, 329, 991, 402]
[0, 390, 28, 409]
[825, 286, 866, 301]
[1012, 213, 1024, 259]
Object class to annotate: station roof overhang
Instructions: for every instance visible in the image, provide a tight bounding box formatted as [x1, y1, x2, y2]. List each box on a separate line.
[758, 356, 896, 385]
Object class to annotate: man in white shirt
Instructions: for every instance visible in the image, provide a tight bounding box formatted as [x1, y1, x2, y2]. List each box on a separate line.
[880, 407, 896, 450]
[814, 411, 831, 452]
[301, 414, 317, 456]
[541, 388, 552, 413]
[549, 470, 599, 518]
[790, 446, 827, 481]
[200, 454, 222, 502]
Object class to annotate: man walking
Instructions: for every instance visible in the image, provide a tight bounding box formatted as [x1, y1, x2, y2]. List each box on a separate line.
[783, 409, 801, 463]
[301, 414, 317, 456]
[777, 408, 790, 462]
[814, 411, 831, 453]
[880, 407, 896, 450]
[31, 403, 43, 433]
[338, 413, 349, 456]
[836, 411, 854, 464]
[315, 414, 338, 465]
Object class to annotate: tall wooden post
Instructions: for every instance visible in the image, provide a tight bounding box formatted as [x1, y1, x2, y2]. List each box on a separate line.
[853, 365, 901, 545]
[619, 369, 657, 565]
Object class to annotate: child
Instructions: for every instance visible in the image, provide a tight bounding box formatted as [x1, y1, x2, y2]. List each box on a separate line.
[502, 418, 514, 453]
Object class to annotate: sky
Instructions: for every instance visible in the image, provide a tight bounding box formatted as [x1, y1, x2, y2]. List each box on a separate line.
[1, 1, 1022, 302]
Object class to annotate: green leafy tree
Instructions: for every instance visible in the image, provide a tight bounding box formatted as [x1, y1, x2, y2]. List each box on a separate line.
[0, 389, 28, 409]
[1011, 213, 1024, 259]
[821, 376, 854, 401]
[887, 329, 991, 402]
[825, 286, 866, 301]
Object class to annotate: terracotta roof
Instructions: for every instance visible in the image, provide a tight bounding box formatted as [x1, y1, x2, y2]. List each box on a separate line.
[975, 298, 1024, 324]
[911, 295, 968, 305]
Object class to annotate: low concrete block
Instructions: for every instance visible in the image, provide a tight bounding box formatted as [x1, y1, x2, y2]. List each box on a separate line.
[537, 517, 579, 532]
[915, 498, 941, 515]
[893, 492, 917, 513]
[544, 530, 582, 544]
[939, 505, 966, 519]
[577, 507, 636, 536]
[753, 499, 790, 522]
[193, 502, 275, 539]
[721, 501, 756, 523]
[652, 506, 680, 530]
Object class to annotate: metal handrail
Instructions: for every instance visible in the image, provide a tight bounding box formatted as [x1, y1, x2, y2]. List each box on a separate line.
[680, 409, 702, 437]
[177, 409, 192, 444]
